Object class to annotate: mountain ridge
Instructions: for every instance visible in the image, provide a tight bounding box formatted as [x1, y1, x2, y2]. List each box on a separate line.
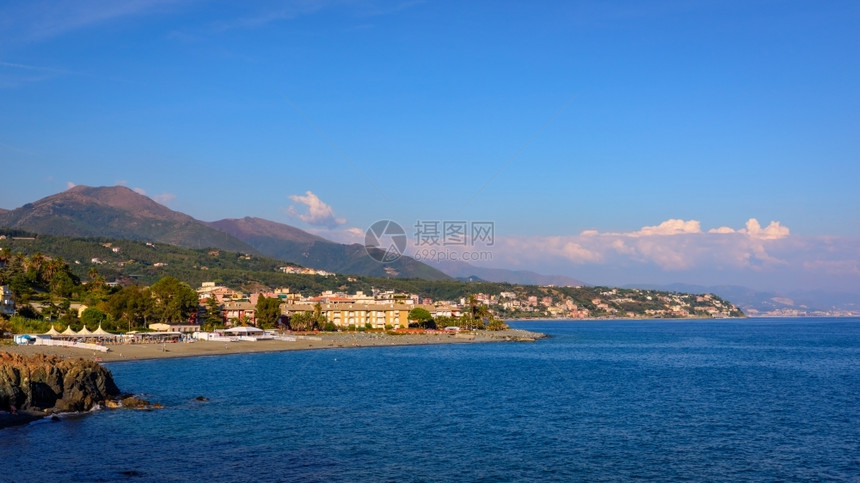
[206, 217, 328, 244]
[0, 185, 256, 252]
[428, 259, 588, 287]
[205, 216, 449, 280]
[0, 186, 449, 281]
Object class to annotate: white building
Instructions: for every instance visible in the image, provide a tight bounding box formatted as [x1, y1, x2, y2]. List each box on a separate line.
[1, 285, 15, 316]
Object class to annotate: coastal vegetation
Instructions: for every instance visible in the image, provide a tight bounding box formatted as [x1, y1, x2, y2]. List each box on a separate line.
[0, 231, 744, 336]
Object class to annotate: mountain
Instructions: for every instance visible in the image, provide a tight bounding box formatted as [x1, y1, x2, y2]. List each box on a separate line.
[429, 260, 587, 287]
[0, 186, 449, 281]
[206, 217, 450, 281]
[0, 186, 254, 252]
[207, 217, 328, 246]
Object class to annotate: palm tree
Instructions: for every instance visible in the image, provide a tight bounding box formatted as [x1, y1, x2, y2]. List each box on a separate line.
[313, 302, 324, 329]
[27, 252, 46, 277]
[11, 252, 26, 272]
[464, 294, 487, 329]
[467, 294, 477, 318]
[474, 304, 488, 329]
[43, 257, 64, 281]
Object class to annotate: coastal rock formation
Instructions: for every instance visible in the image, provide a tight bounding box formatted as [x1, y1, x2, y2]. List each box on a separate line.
[0, 352, 120, 413]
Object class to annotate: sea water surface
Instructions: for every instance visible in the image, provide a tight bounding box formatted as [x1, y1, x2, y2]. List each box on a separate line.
[2, 318, 859, 482]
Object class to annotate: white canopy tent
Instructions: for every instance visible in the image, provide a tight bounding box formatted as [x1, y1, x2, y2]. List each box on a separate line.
[92, 324, 113, 337]
[224, 326, 264, 335]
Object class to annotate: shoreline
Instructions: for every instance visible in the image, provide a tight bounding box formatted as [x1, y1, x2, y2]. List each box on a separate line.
[0, 329, 546, 364]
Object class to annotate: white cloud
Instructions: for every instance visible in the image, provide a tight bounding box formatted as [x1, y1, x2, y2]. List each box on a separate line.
[287, 191, 346, 228]
[66, 181, 76, 189]
[556, 239, 604, 263]
[152, 192, 176, 205]
[124, 186, 173, 205]
[632, 218, 701, 237]
[435, 218, 856, 293]
[740, 218, 790, 240]
[497, 236, 603, 265]
[307, 226, 365, 245]
[485, 218, 796, 273]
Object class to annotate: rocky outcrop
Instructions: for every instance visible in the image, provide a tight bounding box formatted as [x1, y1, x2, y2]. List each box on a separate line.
[0, 352, 120, 414]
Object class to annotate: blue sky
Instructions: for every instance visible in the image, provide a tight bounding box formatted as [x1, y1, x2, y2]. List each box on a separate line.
[1, 1, 858, 293]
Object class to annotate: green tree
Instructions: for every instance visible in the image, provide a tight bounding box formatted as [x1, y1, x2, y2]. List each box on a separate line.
[42, 257, 64, 283]
[150, 276, 198, 323]
[301, 302, 326, 330]
[487, 315, 508, 331]
[9, 273, 33, 306]
[49, 271, 76, 299]
[473, 304, 488, 329]
[203, 296, 224, 330]
[459, 294, 488, 330]
[313, 302, 323, 324]
[467, 294, 478, 319]
[408, 307, 433, 328]
[57, 298, 77, 326]
[289, 311, 315, 331]
[26, 252, 46, 283]
[15, 304, 39, 320]
[434, 315, 458, 328]
[80, 307, 108, 330]
[40, 300, 59, 322]
[106, 285, 154, 331]
[255, 295, 282, 330]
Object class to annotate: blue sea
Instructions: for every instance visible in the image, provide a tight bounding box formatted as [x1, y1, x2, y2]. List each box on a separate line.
[3, 318, 859, 482]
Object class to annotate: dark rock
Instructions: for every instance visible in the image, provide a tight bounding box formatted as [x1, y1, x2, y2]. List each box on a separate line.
[116, 394, 162, 410]
[194, 396, 209, 402]
[0, 410, 46, 428]
[120, 395, 149, 409]
[0, 352, 120, 415]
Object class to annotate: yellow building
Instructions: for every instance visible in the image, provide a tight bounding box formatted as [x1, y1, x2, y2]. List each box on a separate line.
[281, 302, 419, 329]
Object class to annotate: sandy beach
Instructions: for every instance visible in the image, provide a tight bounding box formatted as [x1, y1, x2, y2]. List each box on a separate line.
[0, 329, 545, 363]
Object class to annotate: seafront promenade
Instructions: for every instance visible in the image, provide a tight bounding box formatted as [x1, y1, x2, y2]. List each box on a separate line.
[1, 329, 545, 363]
